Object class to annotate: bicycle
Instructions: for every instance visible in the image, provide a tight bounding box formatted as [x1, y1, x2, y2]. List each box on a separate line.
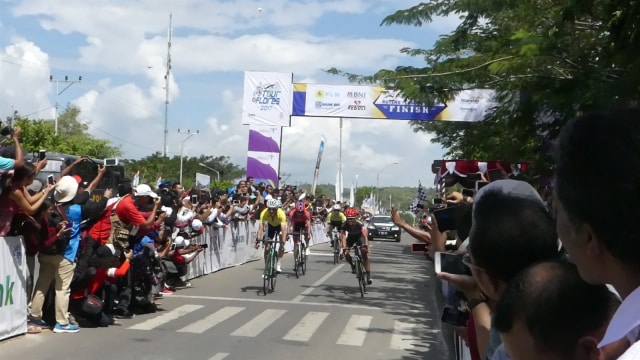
[259, 234, 280, 296]
[332, 229, 341, 265]
[292, 232, 307, 278]
[348, 243, 368, 297]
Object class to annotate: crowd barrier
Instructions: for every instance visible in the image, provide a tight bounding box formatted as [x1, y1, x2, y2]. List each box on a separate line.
[0, 236, 27, 341]
[441, 280, 472, 360]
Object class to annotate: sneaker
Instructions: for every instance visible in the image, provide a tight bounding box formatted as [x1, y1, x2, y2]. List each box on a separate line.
[112, 308, 134, 319]
[53, 323, 80, 333]
[28, 317, 49, 328]
[305, 247, 310, 256]
[276, 262, 282, 273]
[160, 287, 174, 295]
[367, 278, 373, 285]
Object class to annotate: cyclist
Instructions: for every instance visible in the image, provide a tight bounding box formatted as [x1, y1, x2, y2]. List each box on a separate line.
[255, 199, 287, 273]
[288, 201, 312, 256]
[326, 204, 346, 247]
[341, 207, 372, 285]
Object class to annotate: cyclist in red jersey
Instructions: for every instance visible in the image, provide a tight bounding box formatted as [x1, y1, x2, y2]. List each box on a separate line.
[288, 201, 312, 256]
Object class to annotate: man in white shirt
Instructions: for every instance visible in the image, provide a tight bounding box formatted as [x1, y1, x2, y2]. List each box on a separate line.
[554, 106, 640, 358]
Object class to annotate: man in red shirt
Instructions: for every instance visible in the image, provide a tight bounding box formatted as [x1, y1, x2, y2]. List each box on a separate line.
[288, 201, 311, 256]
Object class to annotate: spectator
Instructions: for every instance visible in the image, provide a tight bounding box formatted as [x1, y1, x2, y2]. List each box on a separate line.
[493, 259, 620, 360]
[554, 106, 640, 358]
[438, 180, 561, 360]
[0, 126, 24, 173]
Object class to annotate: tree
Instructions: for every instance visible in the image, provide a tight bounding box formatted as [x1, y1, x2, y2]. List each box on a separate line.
[15, 105, 121, 159]
[122, 153, 245, 190]
[328, 0, 640, 180]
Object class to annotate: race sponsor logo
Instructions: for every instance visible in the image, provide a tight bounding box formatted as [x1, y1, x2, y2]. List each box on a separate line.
[347, 100, 366, 111]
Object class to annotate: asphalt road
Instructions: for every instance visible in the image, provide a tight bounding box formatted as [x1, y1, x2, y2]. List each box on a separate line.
[0, 233, 452, 360]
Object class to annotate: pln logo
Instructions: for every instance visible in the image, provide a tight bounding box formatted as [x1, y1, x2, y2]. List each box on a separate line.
[252, 83, 282, 105]
[315, 89, 340, 99]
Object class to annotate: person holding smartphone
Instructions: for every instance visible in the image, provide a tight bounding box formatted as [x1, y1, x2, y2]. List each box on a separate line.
[341, 207, 372, 285]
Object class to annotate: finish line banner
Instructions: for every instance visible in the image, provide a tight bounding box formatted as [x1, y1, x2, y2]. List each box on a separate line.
[292, 84, 495, 121]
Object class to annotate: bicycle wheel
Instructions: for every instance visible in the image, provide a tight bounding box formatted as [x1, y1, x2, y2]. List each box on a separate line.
[270, 252, 277, 292]
[293, 243, 299, 278]
[263, 249, 270, 296]
[333, 243, 339, 265]
[359, 261, 367, 295]
[301, 243, 307, 275]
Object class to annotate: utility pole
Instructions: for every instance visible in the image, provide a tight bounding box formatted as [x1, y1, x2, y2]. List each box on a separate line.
[162, 14, 173, 157]
[50, 75, 82, 135]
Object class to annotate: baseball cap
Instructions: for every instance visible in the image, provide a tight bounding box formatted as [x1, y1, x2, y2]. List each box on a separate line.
[134, 184, 158, 198]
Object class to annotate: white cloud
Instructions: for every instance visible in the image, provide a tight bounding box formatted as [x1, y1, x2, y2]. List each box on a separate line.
[0, 38, 52, 119]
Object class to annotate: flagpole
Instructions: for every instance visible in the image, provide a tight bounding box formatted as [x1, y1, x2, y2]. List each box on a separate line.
[339, 117, 343, 202]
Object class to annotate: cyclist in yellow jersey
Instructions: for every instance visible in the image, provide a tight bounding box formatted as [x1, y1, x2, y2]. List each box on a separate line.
[326, 204, 346, 244]
[256, 199, 288, 273]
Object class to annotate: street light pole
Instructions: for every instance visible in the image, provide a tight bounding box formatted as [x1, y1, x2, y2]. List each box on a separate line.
[198, 163, 221, 182]
[178, 129, 198, 184]
[50, 75, 82, 136]
[360, 162, 399, 211]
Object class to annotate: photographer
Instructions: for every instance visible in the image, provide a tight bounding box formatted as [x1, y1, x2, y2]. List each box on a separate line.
[162, 236, 205, 290]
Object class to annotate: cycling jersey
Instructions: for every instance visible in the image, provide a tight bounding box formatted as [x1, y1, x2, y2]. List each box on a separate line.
[260, 208, 287, 227]
[288, 208, 311, 224]
[340, 220, 365, 240]
[327, 211, 346, 223]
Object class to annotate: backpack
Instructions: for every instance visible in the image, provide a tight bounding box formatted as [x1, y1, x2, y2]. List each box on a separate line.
[107, 196, 132, 251]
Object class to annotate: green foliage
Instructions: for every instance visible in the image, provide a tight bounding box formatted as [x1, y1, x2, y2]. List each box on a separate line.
[122, 154, 244, 191]
[328, 0, 640, 180]
[16, 105, 121, 159]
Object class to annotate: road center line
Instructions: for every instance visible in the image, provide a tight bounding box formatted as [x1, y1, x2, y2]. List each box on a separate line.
[166, 293, 381, 310]
[291, 264, 345, 302]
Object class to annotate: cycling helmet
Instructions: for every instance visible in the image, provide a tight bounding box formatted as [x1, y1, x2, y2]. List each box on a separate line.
[332, 204, 341, 211]
[266, 199, 279, 209]
[344, 207, 357, 218]
[296, 201, 305, 212]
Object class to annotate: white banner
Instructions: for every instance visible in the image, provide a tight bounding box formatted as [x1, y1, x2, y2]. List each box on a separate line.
[292, 83, 496, 122]
[0, 236, 27, 340]
[195, 173, 211, 189]
[242, 71, 293, 126]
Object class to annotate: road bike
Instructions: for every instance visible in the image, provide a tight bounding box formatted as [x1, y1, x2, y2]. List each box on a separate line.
[332, 229, 341, 265]
[292, 232, 307, 278]
[260, 234, 280, 296]
[349, 243, 368, 297]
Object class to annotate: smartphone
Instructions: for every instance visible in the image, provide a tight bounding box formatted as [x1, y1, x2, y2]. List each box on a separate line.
[475, 181, 489, 192]
[411, 243, 428, 253]
[190, 194, 198, 203]
[441, 306, 469, 327]
[47, 174, 55, 185]
[432, 206, 459, 232]
[39, 150, 46, 160]
[462, 189, 474, 198]
[487, 169, 503, 182]
[103, 158, 118, 166]
[199, 243, 209, 249]
[435, 251, 471, 275]
[233, 200, 240, 205]
[65, 221, 73, 230]
[433, 198, 443, 205]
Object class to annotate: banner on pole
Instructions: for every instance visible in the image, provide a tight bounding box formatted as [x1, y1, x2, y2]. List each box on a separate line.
[310, 136, 325, 195]
[247, 150, 280, 188]
[292, 84, 496, 122]
[0, 236, 27, 340]
[242, 71, 293, 126]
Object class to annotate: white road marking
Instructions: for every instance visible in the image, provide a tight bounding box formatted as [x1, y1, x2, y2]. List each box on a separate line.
[282, 312, 330, 342]
[167, 294, 382, 311]
[336, 315, 372, 346]
[207, 352, 229, 360]
[230, 309, 287, 337]
[177, 306, 245, 334]
[390, 320, 417, 350]
[127, 304, 204, 330]
[291, 264, 345, 302]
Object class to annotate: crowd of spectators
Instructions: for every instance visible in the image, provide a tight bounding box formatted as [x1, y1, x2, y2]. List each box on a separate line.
[392, 106, 640, 360]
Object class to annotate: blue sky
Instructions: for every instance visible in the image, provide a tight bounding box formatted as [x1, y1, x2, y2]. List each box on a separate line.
[0, 0, 459, 188]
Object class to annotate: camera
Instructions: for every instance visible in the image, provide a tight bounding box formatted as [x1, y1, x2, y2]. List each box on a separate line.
[0, 126, 14, 137]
